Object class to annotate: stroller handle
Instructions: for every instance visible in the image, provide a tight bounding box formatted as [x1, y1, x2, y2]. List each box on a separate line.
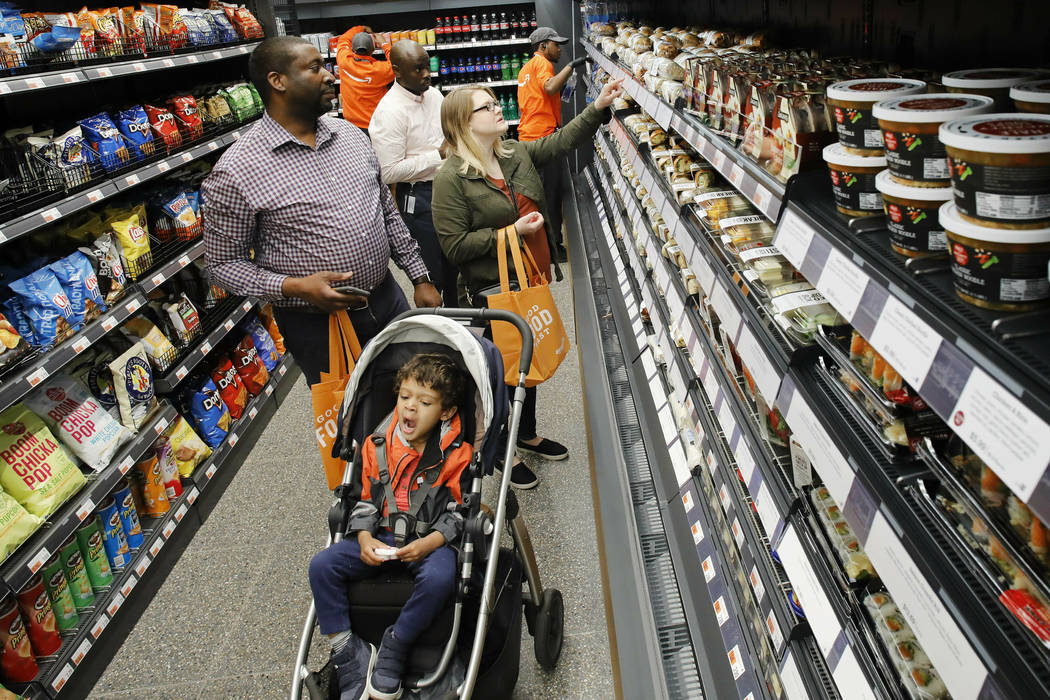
[393, 308, 534, 378]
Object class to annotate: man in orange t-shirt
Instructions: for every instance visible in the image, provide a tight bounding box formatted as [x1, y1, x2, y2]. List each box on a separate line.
[517, 27, 588, 259]
[335, 25, 394, 131]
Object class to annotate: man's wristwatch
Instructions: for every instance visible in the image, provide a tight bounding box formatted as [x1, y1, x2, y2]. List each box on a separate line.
[412, 274, 433, 286]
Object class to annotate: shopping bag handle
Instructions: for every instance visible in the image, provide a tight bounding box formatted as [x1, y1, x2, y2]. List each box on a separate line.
[497, 225, 538, 292]
[326, 310, 362, 378]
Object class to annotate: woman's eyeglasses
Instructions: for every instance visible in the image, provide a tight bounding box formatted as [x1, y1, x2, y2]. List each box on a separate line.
[472, 100, 500, 114]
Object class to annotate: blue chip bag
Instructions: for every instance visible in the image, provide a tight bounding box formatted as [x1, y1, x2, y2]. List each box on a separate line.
[116, 106, 155, 160]
[47, 260, 86, 329]
[241, 317, 280, 371]
[207, 9, 237, 42]
[77, 112, 130, 172]
[195, 10, 221, 44]
[9, 268, 78, 346]
[51, 251, 107, 322]
[186, 377, 231, 448]
[0, 6, 26, 38]
[31, 25, 80, 52]
[2, 298, 37, 348]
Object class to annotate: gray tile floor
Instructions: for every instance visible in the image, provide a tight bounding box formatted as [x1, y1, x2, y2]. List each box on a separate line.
[92, 264, 614, 699]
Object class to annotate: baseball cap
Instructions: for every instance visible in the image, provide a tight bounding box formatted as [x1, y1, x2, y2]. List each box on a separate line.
[529, 27, 569, 45]
[352, 32, 374, 55]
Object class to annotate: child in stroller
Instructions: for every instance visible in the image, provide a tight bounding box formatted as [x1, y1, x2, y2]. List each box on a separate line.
[309, 353, 473, 700]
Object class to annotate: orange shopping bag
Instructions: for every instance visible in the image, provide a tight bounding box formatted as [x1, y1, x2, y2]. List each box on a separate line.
[312, 310, 362, 489]
[487, 225, 569, 387]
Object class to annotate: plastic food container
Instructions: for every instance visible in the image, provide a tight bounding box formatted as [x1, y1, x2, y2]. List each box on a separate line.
[876, 170, 953, 257]
[940, 201, 1050, 311]
[823, 143, 887, 217]
[693, 190, 754, 227]
[1011, 80, 1050, 114]
[734, 242, 796, 294]
[939, 113, 1050, 228]
[769, 281, 845, 344]
[873, 93, 994, 187]
[942, 68, 1046, 110]
[720, 214, 776, 249]
[826, 78, 927, 155]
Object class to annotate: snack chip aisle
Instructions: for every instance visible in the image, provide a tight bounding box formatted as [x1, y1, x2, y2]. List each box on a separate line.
[569, 2, 1050, 699]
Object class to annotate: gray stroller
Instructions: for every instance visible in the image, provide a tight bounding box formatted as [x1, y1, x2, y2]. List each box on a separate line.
[290, 308, 564, 700]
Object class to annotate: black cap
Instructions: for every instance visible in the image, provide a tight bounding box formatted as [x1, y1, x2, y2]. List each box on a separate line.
[529, 27, 568, 44]
[352, 32, 374, 55]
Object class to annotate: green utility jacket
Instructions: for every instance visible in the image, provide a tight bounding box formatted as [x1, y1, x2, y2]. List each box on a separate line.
[432, 103, 611, 304]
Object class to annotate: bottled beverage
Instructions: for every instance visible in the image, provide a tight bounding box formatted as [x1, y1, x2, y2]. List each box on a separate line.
[466, 57, 476, 76]
[530, 10, 538, 30]
[499, 12, 509, 39]
[452, 16, 461, 40]
[443, 17, 452, 44]
[439, 58, 449, 77]
[435, 17, 444, 44]
[481, 13, 490, 40]
[470, 14, 480, 38]
[510, 12, 520, 36]
[500, 54, 510, 80]
[499, 95, 509, 120]
[430, 55, 439, 74]
[510, 53, 521, 78]
[511, 97, 520, 120]
[489, 55, 497, 79]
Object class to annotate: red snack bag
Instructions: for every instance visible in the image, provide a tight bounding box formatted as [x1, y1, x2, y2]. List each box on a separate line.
[231, 334, 268, 396]
[144, 104, 183, 150]
[223, 5, 263, 39]
[167, 96, 203, 141]
[210, 355, 248, 419]
[121, 7, 146, 50]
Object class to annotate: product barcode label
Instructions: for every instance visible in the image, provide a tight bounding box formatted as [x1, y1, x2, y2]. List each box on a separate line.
[702, 556, 716, 582]
[771, 288, 826, 315]
[739, 245, 783, 262]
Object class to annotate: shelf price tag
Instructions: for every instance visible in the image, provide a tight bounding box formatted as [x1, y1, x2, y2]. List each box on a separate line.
[728, 645, 746, 680]
[175, 366, 188, 381]
[132, 62, 146, 72]
[72, 639, 92, 665]
[265, 384, 275, 397]
[817, 248, 868, 322]
[102, 315, 117, 332]
[149, 538, 164, 557]
[186, 487, 199, 505]
[754, 483, 781, 537]
[154, 417, 169, 435]
[248, 406, 258, 421]
[199, 341, 212, 356]
[212, 51, 223, 59]
[181, 152, 193, 162]
[87, 188, 104, 203]
[72, 336, 90, 354]
[187, 55, 198, 63]
[162, 58, 175, 68]
[106, 593, 124, 617]
[729, 164, 745, 189]
[96, 67, 112, 78]
[782, 383, 854, 506]
[279, 364, 288, 377]
[735, 326, 780, 406]
[205, 463, 217, 480]
[120, 577, 137, 597]
[125, 298, 142, 314]
[52, 664, 74, 692]
[75, 499, 95, 521]
[125, 174, 140, 186]
[207, 141, 218, 151]
[174, 503, 188, 522]
[701, 555, 716, 582]
[134, 557, 150, 577]
[776, 526, 839, 656]
[0, 82, 9, 95]
[118, 456, 133, 475]
[178, 254, 191, 268]
[62, 73, 80, 84]
[27, 548, 50, 575]
[709, 282, 741, 340]
[157, 161, 170, 173]
[869, 295, 941, 390]
[161, 520, 176, 538]
[749, 566, 766, 603]
[714, 596, 730, 626]
[27, 367, 50, 388]
[151, 272, 166, 287]
[90, 615, 109, 639]
[774, 209, 814, 269]
[41, 207, 61, 223]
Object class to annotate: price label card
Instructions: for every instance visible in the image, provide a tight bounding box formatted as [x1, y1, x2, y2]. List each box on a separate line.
[248, 406, 258, 421]
[27, 367, 49, 388]
[702, 556, 716, 582]
[28, 548, 50, 574]
[52, 664, 74, 691]
[125, 174, 140, 186]
[186, 487, 199, 505]
[655, 101, 673, 130]
[712, 150, 728, 172]
[97, 67, 112, 77]
[691, 521, 704, 544]
[120, 577, 137, 597]
[151, 272, 166, 287]
[91, 615, 109, 638]
[208, 141, 218, 151]
[0, 82, 9, 94]
[709, 282, 741, 340]
[106, 593, 124, 617]
[754, 483, 781, 537]
[232, 131, 241, 140]
[133, 62, 146, 72]
[728, 645, 746, 680]
[75, 499, 95, 521]
[187, 55, 198, 63]
[774, 209, 815, 269]
[719, 484, 732, 512]
[175, 366, 188, 381]
[149, 538, 164, 557]
[776, 527, 839, 656]
[205, 463, 217, 479]
[154, 417, 169, 435]
[754, 186, 774, 217]
[682, 490, 695, 513]
[199, 341, 212, 356]
[735, 440, 757, 484]
[125, 298, 142, 313]
[181, 152, 193, 162]
[85, 188, 105, 203]
[134, 557, 150, 577]
[161, 520, 176, 538]
[749, 566, 766, 603]
[818, 248, 868, 322]
[279, 364, 288, 377]
[265, 384, 275, 396]
[24, 76, 45, 90]
[729, 164, 745, 189]
[865, 513, 987, 699]
[41, 207, 61, 223]
[158, 161, 170, 173]
[223, 319, 235, 331]
[735, 326, 780, 405]
[119, 456, 133, 475]
[174, 503, 188, 522]
[718, 399, 735, 439]
[62, 73, 80, 84]
[178, 254, 191, 268]
[72, 336, 90, 354]
[783, 385, 854, 506]
[162, 58, 175, 68]
[767, 610, 785, 651]
[102, 315, 117, 331]
[211, 51, 223, 59]
[73, 639, 92, 665]
[714, 596, 730, 626]
[869, 295, 941, 390]
[950, 368, 1050, 503]
[239, 46, 249, 54]
[241, 300, 252, 311]
[732, 518, 745, 548]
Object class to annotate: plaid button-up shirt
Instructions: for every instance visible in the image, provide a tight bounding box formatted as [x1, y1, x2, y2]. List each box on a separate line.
[202, 112, 428, 308]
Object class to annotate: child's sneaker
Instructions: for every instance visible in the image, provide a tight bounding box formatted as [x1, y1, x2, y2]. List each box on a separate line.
[331, 634, 376, 700]
[367, 626, 411, 699]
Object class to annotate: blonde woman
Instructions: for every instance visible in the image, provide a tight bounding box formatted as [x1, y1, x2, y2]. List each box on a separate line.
[432, 78, 623, 488]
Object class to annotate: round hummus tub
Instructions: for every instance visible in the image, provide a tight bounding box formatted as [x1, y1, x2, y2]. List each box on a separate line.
[876, 170, 953, 257]
[939, 113, 1050, 228]
[1011, 80, 1050, 114]
[873, 93, 993, 187]
[824, 143, 887, 217]
[826, 78, 927, 155]
[940, 201, 1050, 311]
[942, 68, 1047, 110]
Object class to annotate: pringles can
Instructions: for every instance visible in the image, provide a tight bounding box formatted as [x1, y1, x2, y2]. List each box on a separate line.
[97, 497, 130, 571]
[15, 575, 61, 657]
[75, 515, 114, 591]
[0, 595, 38, 683]
[40, 553, 78, 633]
[59, 536, 94, 610]
[112, 480, 143, 550]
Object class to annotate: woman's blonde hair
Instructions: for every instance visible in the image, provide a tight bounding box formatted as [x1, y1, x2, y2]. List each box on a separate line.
[440, 86, 514, 177]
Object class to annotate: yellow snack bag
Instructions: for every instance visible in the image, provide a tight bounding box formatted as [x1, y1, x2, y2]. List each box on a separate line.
[0, 404, 87, 518]
[107, 206, 151, 279]
[0, 490, 43, 561]
[164, 415, 211, 477]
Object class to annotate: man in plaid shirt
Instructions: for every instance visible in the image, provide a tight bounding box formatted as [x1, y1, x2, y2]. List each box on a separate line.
[202, 36, 442, 386]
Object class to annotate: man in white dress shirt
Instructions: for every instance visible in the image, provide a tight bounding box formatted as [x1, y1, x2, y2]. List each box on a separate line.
[369, 40, 457, 303]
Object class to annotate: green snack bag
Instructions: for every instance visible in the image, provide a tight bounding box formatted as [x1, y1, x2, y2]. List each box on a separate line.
[41, 552, 78, 632]
[0, 404, 87, 518]
[0, 490, 42, 561]
[59, 536, 94, 610]
[246, 83, 263, 114]
[75, 515, 113, 591]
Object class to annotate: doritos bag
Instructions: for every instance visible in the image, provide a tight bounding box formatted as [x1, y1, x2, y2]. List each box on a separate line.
[77, 112, 130, 171]
[116, 106, 155, 160]
[210, 355, 248, 419]
[167, 96, 203, 141]
[241, 316, 280, 371]
[231, 335, 268, 395]
[144, 104, 183, 150]
[257, 304, 286, 355]
[186, 377, 230, 448]
[0, 404, 87, 518]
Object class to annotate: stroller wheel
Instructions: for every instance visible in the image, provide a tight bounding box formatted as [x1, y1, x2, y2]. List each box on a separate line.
[533, 588, 564, 670]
